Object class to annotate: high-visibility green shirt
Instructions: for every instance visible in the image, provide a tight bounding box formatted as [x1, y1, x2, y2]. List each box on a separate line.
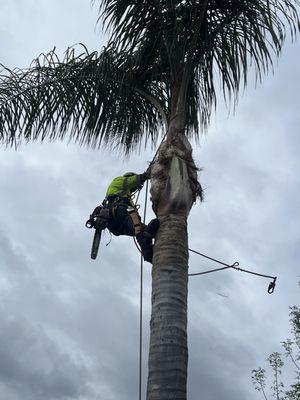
[106, 174, 141, 200]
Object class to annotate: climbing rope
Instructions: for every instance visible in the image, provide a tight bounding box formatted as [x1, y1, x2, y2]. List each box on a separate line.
[148, 130, 168, 167]
[134, 138, 161, 400]
[138, 179, 149, 400]
[134, 182, 277, 295]
[188, 248, 277, 294]
[135, 127, 166, 397]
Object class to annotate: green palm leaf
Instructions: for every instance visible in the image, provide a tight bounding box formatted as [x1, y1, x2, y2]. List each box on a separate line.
[98, 0, 300, 129]
[0, 46, 165, 152]
[0, 1, 299, 152]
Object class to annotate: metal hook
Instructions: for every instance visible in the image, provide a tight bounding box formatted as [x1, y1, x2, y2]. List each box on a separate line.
[267, 277, 277, 294]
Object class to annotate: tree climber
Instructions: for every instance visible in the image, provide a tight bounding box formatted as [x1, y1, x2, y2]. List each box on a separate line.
[87, 171, 160, 263]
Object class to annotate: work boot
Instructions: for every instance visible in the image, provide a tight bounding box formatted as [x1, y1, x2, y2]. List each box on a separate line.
[136, 233, 153, 264]
[141, 243, 153, 263]
[136, 233, 151, 247]
[145, 218, 160, 238]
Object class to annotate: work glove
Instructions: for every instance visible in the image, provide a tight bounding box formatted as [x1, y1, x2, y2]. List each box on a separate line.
[140, 171, 150, 183]
[141, 165, 152, 181]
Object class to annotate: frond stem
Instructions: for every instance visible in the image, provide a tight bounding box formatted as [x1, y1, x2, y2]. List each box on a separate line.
[135, 88, 168, 130]
[177, 0, 209, 113]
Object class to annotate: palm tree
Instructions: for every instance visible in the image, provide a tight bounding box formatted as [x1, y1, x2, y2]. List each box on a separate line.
[0, 1, 299, 399]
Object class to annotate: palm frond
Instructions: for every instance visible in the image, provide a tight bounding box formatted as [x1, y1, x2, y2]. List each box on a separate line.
[0, 46, 166, 152]
[96, 0, 300, 135]
[1, 1, 299, 151]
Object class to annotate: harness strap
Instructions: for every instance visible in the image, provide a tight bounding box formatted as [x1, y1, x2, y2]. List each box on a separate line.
[111, 206, 117, 219]
[128, 209, 142, 236]
[105, 195, 131, 207]
[105, 196, 142, 236]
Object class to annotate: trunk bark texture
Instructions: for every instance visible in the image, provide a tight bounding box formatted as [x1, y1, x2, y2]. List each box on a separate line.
[146, 214, 188, 400]
[146, 116, 202, 400]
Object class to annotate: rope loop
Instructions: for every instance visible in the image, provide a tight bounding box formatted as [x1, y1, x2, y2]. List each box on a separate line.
[231, 261, 240, 268]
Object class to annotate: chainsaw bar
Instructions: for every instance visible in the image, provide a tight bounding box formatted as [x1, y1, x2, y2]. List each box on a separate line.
[91, 228, 102, 260]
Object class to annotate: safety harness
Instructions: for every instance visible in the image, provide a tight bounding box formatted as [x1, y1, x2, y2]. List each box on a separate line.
[86, 195, 142, 236]
[128, 207, 142, 236]
[105, 195, 142, 236]
[85, 205, 109, 230]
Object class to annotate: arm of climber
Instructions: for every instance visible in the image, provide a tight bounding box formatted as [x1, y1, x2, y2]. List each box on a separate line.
[106, 172, 150, 197]
[124, 172, 150, 192]
[124, 174, 142, 191]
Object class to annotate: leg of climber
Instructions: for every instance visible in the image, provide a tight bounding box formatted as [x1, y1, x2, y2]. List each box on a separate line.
[135, 218, 160, 262]
[136, 232, 154, 263]
[127, 208, 153, 263]
[128, 209, 161, 264]
[144, 218, 160, 237]
[107, 205, 135, 236]
[107, 204, 160, 263]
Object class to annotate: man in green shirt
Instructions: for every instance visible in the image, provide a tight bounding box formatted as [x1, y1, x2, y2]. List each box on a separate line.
[93, 171, 159, 263]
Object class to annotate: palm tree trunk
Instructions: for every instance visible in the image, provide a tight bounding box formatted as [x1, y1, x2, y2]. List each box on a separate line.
[147, 115, 200, 399]
[146, 214, 189, 400]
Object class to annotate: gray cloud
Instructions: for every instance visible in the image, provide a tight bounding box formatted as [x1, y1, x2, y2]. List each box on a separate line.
[0, 1, 300, 400]
[0, 316, 90, 400]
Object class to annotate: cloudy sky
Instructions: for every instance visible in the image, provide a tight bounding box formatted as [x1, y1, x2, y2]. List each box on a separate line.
[0, 2, 299, 400]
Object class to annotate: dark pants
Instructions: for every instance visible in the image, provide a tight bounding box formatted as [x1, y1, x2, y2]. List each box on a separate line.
[106, 202, 154, 263]
[107, 205, 135, 237]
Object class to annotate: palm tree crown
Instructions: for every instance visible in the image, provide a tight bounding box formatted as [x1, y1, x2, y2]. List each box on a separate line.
[0, 0, 299, 152]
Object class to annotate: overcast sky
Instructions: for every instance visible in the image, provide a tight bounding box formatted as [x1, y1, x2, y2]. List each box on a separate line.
[0, 2, 299, 400]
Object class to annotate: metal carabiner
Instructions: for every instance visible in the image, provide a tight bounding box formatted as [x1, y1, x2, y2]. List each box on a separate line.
[267, 277, 277, 294]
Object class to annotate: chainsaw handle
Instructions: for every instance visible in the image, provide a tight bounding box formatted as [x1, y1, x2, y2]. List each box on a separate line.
[85, 218, 94, 229]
